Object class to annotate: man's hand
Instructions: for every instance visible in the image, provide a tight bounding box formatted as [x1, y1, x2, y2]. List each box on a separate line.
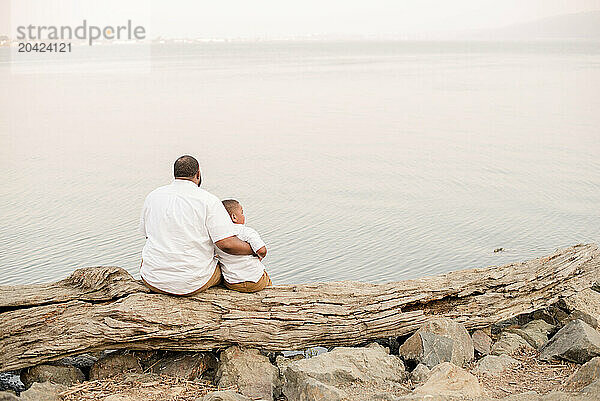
[215, 236, 254, 255]
[255, 246, 267, 261]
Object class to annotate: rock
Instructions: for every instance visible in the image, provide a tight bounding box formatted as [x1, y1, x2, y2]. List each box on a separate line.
[274, 354, 305, 398]
[150, 352, 215, 380]
[0, 392, 18, 401]
[203, 390, 252, 401]
[215, 346, 279, 401]
[500, 391, 599, 401]
[473, 354, 521, 376]
[89, 352, 142, 380]
[491, 332, 534, 356]
[530, 306, 566, 327]
[535, 307, 597, 332]
[566, 311, 599, 330]
[480, 326, 492, 336]
[566, 357, 600, 388]
[542, 392, 591, 401]
[399, 318, 474, 366]
[0, 372, 24, 394]
[57, 353, 98, 375]
[580, 379, 600, 396]
[366, 341, 389, 352]
[275, 354, 304, 371]
[284, 345, 406, 386]
[19, 381, 67, 401]
[282, 345, 405, 401]
[529, 292, 600, 330]
[130, 350, 161, 369]
[374, 337, 401, 355]
[492, 314, 535, 335]
[398, 332, 453, 369]
[412, 362, 484, 397]
[499, 385, 600, 401]
[472, 329, 492, 356]
[20, 364, 84, 388]
[410, 364, 431, 384]
[420, 318, 474, 366]
[501, 392, 543, 400]
[560, 289, 600, 327]
[286, 377, 347, 401]
[539, 319, 600, 363]
[506, 319, 555, 349]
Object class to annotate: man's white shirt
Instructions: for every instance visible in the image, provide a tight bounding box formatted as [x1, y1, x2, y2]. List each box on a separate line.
[216, 224, 266, 284]
[139, 179, 234, 294]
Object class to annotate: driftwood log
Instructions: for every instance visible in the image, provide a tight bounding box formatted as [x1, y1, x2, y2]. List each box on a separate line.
[1, 244, 599, 372]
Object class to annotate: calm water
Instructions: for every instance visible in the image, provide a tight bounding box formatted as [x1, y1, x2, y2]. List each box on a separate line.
[1, 41, 599, 286]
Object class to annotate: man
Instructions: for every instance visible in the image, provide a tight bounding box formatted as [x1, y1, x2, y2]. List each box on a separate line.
[139, 155, 255, 295]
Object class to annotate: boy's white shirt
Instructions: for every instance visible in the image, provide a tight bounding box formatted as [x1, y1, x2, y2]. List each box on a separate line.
[216, 224, 266, 284]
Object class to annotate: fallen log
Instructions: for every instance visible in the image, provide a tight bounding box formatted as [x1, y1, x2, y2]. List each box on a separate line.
[1, 244, 598, 372]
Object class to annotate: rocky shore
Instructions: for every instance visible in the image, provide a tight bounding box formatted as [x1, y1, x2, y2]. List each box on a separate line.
[1, 287, 599, 401]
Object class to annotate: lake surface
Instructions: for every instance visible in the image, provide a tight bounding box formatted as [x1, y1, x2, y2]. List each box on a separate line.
[1, 40, 599, 286]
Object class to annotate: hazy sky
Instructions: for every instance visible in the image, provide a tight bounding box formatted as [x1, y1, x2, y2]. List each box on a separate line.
[153, 0, 600, 38]
[3, 0, 600, 38]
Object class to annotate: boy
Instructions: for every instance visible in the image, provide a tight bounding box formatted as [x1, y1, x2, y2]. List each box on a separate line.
[216, 199, 272, 293]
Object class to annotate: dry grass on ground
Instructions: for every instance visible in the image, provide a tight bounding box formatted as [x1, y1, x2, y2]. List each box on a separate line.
[60, 373, 236, 401]
[468, 348, 580, 399]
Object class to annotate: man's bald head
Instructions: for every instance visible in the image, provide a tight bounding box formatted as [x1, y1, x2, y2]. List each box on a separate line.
[174, 155, 199, 179]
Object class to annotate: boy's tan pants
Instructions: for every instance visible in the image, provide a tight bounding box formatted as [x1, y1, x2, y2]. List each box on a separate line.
[224, 271, 272, 293]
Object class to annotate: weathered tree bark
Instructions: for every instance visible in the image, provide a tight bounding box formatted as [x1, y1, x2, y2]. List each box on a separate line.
[1, 244, 598, 372]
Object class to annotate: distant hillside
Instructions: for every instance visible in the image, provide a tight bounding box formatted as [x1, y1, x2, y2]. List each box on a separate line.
[483, 11, 600, 40]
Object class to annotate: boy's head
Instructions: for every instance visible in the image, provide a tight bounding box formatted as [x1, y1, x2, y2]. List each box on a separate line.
[222, 199, 245, 224]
